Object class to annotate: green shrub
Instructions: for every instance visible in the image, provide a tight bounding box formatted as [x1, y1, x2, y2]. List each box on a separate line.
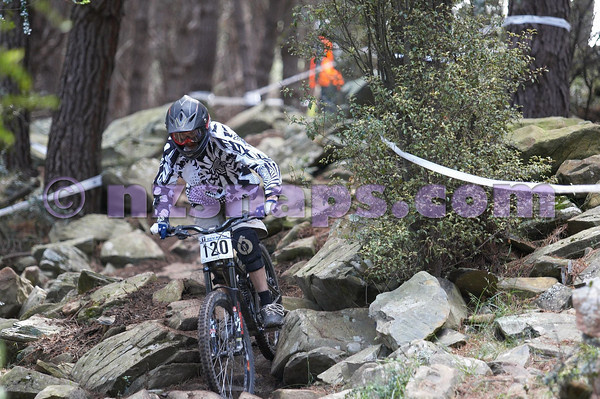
[292, 1, 551, 282]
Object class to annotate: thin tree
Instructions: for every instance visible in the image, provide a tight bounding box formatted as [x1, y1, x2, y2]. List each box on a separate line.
[45, 0, 125, 214]
[1, 0, 33, 176]
[507, 0, 571, 117]
[154, 1, 218, 104]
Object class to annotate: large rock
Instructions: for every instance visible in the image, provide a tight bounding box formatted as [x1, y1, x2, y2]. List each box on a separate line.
[273, 236, 317, 262]
[318, 345, 384, 386]
[71, 320, 198, 395]
[497, 277, 558, 298]
[32, 237, 96, 259]
[282, 347, 345, 386]
[574, 250, 600, 285]
[389, 339, 492, 376]
[535, 283, 573, 312]
[271, 308, 377, 379]
[369, 271, 467, 350]
[0, 267, 34, 318]
[87, 272, 157, 310]
[0, 315, 63, 343]
[293, 237, 375, 311]
[572, 278, 600, 337]
[152, 280, 184, 304]
[584, 188, 600, 211]
[568, 205, 600, 235]
[19, 286, 48, 318]
[446, 268, 498, 299]
[49, 214, 133, 243]
[527, 225, 600, 261]
[257, 132, 325, 173]
[404, 363, 459, 399]
[100, 230, 165, 266]
[34, 385, 89, 399]
[77, 270, 121, 295]
[347, 361, 407, 390]
[495, 311, 580, 342]
[225, 102, 293, 137]
[39, 245, 91, 277]
[557, 155, 600, 197]
[490, 344, 531, 368]
[508, 117, 600, 172]
[557, 157, 600, 198]
[519, 197, 582, 240]
[528, 256, 570, 280]
[0, 367, 77, 399]
[103, 157, 161, 214]
[101, 103, 171, 168]
[165, 299, 202, 331]
[45, 272, 80, 303]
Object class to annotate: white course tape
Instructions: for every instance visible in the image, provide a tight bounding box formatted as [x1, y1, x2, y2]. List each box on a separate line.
[189, 65, 326, 107]
[502, 15, 571, 31]
[0, 174, 103, 218]
[380, 136, 600, 195]
[30, 142, 47, 156]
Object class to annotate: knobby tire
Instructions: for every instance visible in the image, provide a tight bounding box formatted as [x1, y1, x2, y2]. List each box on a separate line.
[197, 290, 255, 398]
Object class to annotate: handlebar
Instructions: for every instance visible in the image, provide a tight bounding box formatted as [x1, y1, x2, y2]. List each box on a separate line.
[165, 215, 258, 239]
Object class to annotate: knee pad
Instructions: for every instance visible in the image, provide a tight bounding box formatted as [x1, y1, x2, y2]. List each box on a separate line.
[232, 227, 264, 272]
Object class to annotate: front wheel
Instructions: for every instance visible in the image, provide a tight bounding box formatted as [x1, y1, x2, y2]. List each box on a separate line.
[198, 290, 255, 398]
[255, 244, 282, 361]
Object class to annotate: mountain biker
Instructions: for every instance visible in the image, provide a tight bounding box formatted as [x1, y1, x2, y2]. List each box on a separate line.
[151, 94, 285, 328]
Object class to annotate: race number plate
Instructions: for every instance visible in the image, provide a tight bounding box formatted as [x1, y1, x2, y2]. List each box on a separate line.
[199, 232, 233, 263]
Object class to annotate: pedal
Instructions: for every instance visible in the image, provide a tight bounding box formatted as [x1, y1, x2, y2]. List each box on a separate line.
[259, 324, 283, 333]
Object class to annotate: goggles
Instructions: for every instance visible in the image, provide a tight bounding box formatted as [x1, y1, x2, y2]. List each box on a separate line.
[171, 129, 202, 146]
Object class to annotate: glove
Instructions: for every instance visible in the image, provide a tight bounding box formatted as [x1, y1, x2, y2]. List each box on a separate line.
[255, 196, 278, 217]
[264, 196, 278, 216]
[150, 219, 170, 239]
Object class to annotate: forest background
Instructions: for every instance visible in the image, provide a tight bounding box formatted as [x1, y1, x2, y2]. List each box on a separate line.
[1, 0, 600, 213]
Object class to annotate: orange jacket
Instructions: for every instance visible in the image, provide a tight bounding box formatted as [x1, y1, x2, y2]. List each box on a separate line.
[309, 38, 345, 89]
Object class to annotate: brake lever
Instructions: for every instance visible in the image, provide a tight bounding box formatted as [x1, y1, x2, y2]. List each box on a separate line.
[173, 226, 190, 240]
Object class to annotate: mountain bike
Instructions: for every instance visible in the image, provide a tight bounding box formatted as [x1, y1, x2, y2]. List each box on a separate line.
[164, 214, 282, 398]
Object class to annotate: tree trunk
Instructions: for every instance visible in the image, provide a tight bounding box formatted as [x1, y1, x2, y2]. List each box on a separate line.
[29, 0, 71, 103]
[281, 0, 303, 106]
[45, 0, 125, 215]
[254, 0, 290, 90]
[1, 1, 34, 176]
[507, 0, 571, 117]
[155, 1, 215, 103]
[107, 0, 153, 119]
[232, 0, 258, 92]
[195, 1, 219, 92]
[126, 0, 152, 114]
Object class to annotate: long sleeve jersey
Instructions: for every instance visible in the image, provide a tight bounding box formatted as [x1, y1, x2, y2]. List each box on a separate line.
[152, 121, 281, 220]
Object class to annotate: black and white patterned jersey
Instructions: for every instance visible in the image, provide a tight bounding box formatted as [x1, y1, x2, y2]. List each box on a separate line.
[152, 121, 281, 220]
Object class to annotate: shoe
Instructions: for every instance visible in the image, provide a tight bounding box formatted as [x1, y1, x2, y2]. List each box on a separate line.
[260, 303, 285, 328]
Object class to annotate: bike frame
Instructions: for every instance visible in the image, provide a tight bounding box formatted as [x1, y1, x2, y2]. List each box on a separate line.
[203, 256, 263, 338]
[168, 212, 278, 341]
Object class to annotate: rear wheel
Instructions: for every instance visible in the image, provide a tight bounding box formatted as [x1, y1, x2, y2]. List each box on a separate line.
[255, 244, 282, 360]
[198, 290, 255, 398]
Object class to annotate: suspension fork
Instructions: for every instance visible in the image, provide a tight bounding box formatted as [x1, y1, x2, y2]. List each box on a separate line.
[225, 258, 245, 350]
[203, 265, 213, 295]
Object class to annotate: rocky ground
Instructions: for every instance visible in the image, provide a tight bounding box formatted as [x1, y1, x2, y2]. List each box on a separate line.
[0, 212, 337, 398]
[2, 111, 600, 398]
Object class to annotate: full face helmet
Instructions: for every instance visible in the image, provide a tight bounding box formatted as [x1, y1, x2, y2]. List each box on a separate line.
[165, 95, 211, 159]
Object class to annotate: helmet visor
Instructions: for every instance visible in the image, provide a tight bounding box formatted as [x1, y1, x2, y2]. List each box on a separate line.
[171, 129, 202, 146]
